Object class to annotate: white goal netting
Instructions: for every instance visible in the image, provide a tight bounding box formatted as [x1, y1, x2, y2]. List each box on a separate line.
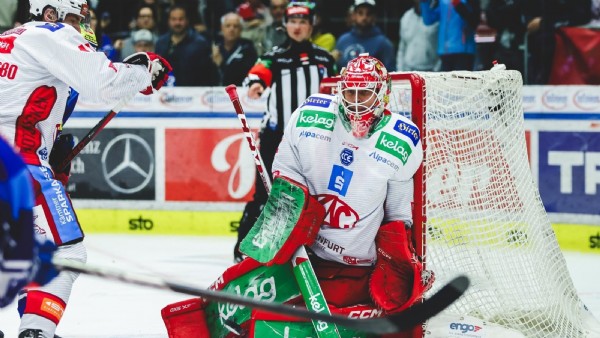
[385, 70, 599, 337]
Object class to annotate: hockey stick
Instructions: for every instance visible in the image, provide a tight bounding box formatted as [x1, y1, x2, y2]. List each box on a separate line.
[224, 85, 271, 192]
[56, 99, 129, 172]
[52, 257, 468, 334]
[225, 85, 341, 337]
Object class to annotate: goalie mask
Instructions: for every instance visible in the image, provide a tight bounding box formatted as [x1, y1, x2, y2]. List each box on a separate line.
[337, 54, 391, 139]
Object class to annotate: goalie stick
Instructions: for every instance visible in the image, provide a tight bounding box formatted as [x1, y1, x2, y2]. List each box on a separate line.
[225, 85, 341, 337]
[53, 258, 469, 335]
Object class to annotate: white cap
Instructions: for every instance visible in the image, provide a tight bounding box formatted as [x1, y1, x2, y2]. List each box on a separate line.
[132, 29, 153, 43]
[353, 0, 376, 9]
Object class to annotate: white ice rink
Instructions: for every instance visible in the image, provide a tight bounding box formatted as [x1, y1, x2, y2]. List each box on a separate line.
[1, 234, 599, 338]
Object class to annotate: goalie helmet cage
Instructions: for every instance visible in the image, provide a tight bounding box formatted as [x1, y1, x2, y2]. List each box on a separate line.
[320, 70, 600, 337]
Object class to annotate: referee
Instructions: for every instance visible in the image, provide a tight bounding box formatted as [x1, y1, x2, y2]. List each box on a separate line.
[234, 1, 337, 262]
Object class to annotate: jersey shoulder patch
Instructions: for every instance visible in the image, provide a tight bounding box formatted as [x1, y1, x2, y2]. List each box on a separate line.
[300, 94, 333, 109]
[372, 115, 420, 166]
[391, 115, 421, 146]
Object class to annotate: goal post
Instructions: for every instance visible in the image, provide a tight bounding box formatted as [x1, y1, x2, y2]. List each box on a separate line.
[320, 70, 600, 337]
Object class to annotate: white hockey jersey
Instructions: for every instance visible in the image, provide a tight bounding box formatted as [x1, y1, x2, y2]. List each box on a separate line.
[0, 21, 151, 167]
[273, 93, 423, 266]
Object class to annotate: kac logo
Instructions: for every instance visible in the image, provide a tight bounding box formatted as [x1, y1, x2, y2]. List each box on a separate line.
[340, 148, 353, 166]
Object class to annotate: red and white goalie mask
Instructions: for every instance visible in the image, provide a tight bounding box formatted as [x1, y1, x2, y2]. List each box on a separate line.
[337, 54, 390, 139]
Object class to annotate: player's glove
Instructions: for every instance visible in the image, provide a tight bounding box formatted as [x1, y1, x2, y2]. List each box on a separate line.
[0, 240, 58, 308]
[49, 133, 75, 186]
[123, 52, 173, 95]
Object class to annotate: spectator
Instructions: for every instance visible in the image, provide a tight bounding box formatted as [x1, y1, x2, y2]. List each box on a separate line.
[233, 1, 337, 262]
[334, 0, 396, 71]
[155, 5, 218, 86]
[136, 0, 169, 33]
[212, 13, 258, 86]
[132, 28, 156, 53]
[592, 0, 600, 26]
[197, 0, 237, 40]
[236, 0, 272, 55]
[524, 0, 592, 84]
[421, 0, 481, 71]
[89, 8, 119, 61]
[311, 8, 336, 52]
[0, 0, 28, 32]
[96, 0, 140, 37]
[115, 5, 159, 61]
[485, 0, 526, 76]
[262, 0, 288, 52]
[397, 0, 440, 71]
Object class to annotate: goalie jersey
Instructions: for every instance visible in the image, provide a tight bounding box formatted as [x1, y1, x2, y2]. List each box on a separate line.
[273, 93, 423, 266]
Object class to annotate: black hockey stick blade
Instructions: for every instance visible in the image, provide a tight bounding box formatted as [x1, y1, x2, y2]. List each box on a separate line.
[53, 258, 468, 334]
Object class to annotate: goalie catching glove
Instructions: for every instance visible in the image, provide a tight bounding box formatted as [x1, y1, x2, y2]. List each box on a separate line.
[369, 221, 435, 313]
[123, 52, 173, 95]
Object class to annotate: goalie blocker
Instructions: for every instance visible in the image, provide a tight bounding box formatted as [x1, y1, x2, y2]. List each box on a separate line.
[162, 177, 432, 337]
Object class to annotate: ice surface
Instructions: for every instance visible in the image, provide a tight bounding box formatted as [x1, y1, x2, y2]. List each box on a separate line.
[0, 235, 598, 337]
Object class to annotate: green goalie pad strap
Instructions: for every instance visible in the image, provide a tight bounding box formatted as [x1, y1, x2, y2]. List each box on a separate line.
[249, 308, 374, 338]
[240, 176, 325, 266]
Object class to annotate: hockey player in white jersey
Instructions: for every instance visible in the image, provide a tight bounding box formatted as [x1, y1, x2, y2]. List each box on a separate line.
[270, 53, 434, 311]
[161, 54, 433, 337]
[0, 1, 171, 337]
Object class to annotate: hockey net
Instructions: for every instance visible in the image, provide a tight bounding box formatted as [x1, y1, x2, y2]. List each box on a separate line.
[320, 70, 599, 337]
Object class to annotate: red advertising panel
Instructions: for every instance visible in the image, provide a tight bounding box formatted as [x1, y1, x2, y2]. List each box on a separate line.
[165, 129, 257, 201]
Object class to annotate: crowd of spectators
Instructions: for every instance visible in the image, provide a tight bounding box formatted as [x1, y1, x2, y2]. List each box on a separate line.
[1, 0, 598, 85]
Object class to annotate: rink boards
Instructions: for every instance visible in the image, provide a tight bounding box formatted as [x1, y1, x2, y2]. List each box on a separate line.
[64, 85, 600, 253]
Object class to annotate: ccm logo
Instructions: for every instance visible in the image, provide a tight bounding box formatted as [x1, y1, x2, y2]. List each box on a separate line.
[348, 309, 383, 319]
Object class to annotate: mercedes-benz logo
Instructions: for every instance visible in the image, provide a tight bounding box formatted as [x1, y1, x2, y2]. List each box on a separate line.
[101, 133, 154, 194]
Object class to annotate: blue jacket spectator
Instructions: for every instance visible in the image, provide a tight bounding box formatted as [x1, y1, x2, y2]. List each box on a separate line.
[421, 0, 480, 71]
[155, 6, 218, 86]
[89, 8, 118, 61]
[335, 0, 396, 71]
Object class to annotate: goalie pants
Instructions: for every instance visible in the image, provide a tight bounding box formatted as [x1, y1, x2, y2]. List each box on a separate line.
[235, 127, 283, 251]
[310, 251, 373, 308]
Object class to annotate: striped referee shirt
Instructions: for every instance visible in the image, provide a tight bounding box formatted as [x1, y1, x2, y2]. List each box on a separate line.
[244, 39, 337, 132]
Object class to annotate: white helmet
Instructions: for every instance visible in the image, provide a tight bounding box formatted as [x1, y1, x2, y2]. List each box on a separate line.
[56, 0, 89, 21]
[29, 0, 62, 18]
[29, 0, 88, 21]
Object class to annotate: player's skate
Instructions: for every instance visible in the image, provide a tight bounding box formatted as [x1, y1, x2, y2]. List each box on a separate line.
[18, 329, 62, 338]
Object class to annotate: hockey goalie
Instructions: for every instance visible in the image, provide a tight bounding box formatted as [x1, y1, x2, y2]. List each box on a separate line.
[161, 55, 434, 337]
